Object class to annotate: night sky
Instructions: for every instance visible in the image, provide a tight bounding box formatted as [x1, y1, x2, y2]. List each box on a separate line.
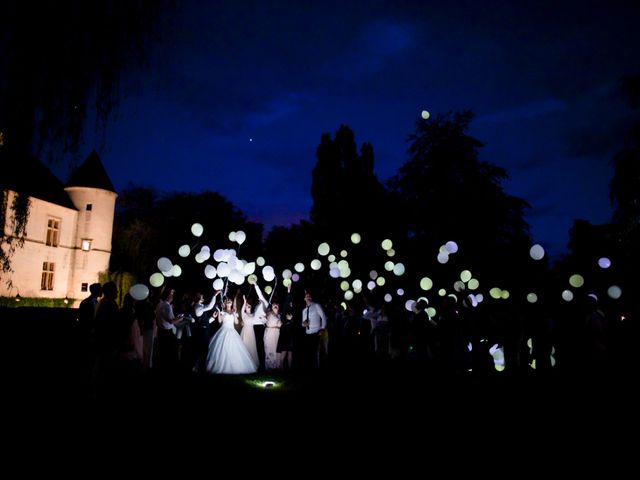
[57, 0, 639, 257]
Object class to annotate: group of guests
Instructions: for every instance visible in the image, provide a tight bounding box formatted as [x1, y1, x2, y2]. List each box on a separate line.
[76, 279, 329, 387]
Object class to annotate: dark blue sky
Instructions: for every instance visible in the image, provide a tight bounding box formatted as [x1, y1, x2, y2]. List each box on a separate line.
[60, 0, 639, 257]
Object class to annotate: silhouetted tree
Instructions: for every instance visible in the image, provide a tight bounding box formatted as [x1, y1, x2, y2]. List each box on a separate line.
[388, 111, 531, 286]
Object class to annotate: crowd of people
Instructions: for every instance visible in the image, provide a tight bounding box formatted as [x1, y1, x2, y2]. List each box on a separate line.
[75, 278, 636, 397]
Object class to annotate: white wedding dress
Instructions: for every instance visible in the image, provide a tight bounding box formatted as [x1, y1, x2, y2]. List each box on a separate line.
[206, 312, 258, 374]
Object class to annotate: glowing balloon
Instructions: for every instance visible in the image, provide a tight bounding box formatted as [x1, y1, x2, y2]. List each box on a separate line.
[329, 267, 340, 278]
[397, 288, 404, 296]
[500, 290, 510, 300]
[393, 263, 405, 276]
[460, 270, 472, 283]
[228, 231, 236, 242]
[426, 307, 437, 318]
[310, 259, 322, 270]
[262, 266, 275, 282]
[340, 281, 349, 291]
[243, 262, 256, 275]
[247, 274, 258, 285]
[256, 256, 265, 266]
[445, 241, 458, 254]
[421, 110, 430, 120]
[171, 265, 182, 277]
[344, 290, 354, 301]
[438, 289, 446, 297]
[569, 274, 584, 288]
[294, 262, 305, 273]
[381, 239, 393, 251]
[292, 273, 300, 282]
[468, 278, 479, 290]
[129, 284, 149, 301]
[213, 249, 225, 262]
[328, 254, 336, 262]
[149, 272, 164, 288]
[529, 244, 545, 260]
[386, 249, 395, 257]
[437, 251, 449, 264]
[157, 257, 172, 272]
[283, 278, 292, 287]
[352, 279, 363, 290]
[384, 261, 394, 271]
[213, 278, 224, 290]
[367, 281, 376, 291]
[607, 285, 622, 299]
[384, 294, 392, 303]
[598, 257, 611, 269]
[420, 277, 433, 291]
[376, 276, 386, 286]
[204, 265, 217, 279]
[318, 242, 330, 256]
[191, 223, 203, 237]
[178, 245, 191, 257]
[340, 250, 348, 258]
[369, 270, 378, 280]
[561, 290, 573, 302]
[453, 280, 465, 292]
[235, 231, 246, 245]
[351, 233, 361, 244]
[264, 285, 273, 295]
[405, 300, 416, 312]
[489, 288, 502, 299]
[282, 269, 292, 279]
[526, 293, 538, 304]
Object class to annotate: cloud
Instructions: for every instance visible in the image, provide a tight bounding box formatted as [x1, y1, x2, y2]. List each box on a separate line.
[477, 98, 566, 125]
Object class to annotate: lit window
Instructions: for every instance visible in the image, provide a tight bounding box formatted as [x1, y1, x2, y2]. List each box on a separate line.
[41, 262, 54, 291]
[81, 239, 92, 251]
[46, 218, 60, 247]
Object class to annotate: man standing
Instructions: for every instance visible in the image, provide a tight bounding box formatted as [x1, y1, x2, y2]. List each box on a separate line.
[301, 290, 327, 370]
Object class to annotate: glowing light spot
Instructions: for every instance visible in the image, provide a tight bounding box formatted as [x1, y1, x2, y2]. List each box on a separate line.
[344, 290, 354, 301]
[329, 267, 340, 278]
[310, 259, 322, 270]
[527, 293, 538, 303]
[384, 261, 394, 271]
[421, 110, 430, 120]
[438, 289, 446, 297]
[376, 276, 386, 286]
[213, 278, 224, 290]
[384, 294, 392, 302]
[328, 254, 336, 262]
[178, 245, 190, 257]
[264, 285, 273, 295]
[369, 270, 378, 280]
[397, 288, 404, 296]
[191, 223, 204, 237]
[489, 287, 502, 299]
[256, 256, 265, 267]
[381, 239, 393, 251]
[340, 281, 349, 291]
[292, 273, 300, 282]
[420, 277, 433, 291]
[367, 281, 376, 290]
[351, 233, 361, 244]
[445, 241, 458, 253]
[467, 278, 479, 290]
[562, 290, 573, 302]
[393, 263, 405, 276]
[352, 279, 363, 290]
[340, 250, 348, 258]
[569, 274, 584, 288]
[437, 251, 449, 264]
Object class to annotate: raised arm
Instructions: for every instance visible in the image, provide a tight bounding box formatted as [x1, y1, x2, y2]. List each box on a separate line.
[195, 291, 220, 317]
[254, 282, 269, 312]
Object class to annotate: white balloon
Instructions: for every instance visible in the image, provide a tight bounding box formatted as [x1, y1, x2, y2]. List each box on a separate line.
[171, 265, 182, 277]
[607, 285, 622, 299]
[178, 245, 190, 257]
[235, 231, 246, 245]
[228, 231, 236, 242]
[213, 278, 224, 290]
[204, 265, 217, 279]
[329, 267, 340, 278]
[243, 262, 256, 275]
[530, 244, 545, 260]
[294, 262, 305, 273]
[318, 242, 330, 256]
[445, 241, 458, 253]
[191, 223, 203, 237]
[157, 257, 172, 272]
[217, 262, 231, 278]
[598, 257, 611, 269]
[213, 249, 225, 262]
[437, 251, 449, 264]
[310, 259, 321, 270]
[405, 300, 416, 312]
[129, 284, 149, 301]
[282, 269, 292, 279]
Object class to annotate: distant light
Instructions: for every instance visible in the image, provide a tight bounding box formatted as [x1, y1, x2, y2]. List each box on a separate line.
[351, 233, 361, 244]
[262, 381, 275, 389]
[64, 296, 69, 305]
[249, 138, 253, 142]
[598, 257, 611, 269]
[421, 110, 430, 120]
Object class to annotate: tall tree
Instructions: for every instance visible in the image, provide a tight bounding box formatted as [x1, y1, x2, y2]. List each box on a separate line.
[310, 125, 390, 240]
[388, 111, 531, 285]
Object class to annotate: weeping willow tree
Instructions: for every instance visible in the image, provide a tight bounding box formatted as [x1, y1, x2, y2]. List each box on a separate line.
[0, 0, 173, 274]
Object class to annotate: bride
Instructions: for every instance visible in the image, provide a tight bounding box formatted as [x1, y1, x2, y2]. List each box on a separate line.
[205, 291, 257, 374]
